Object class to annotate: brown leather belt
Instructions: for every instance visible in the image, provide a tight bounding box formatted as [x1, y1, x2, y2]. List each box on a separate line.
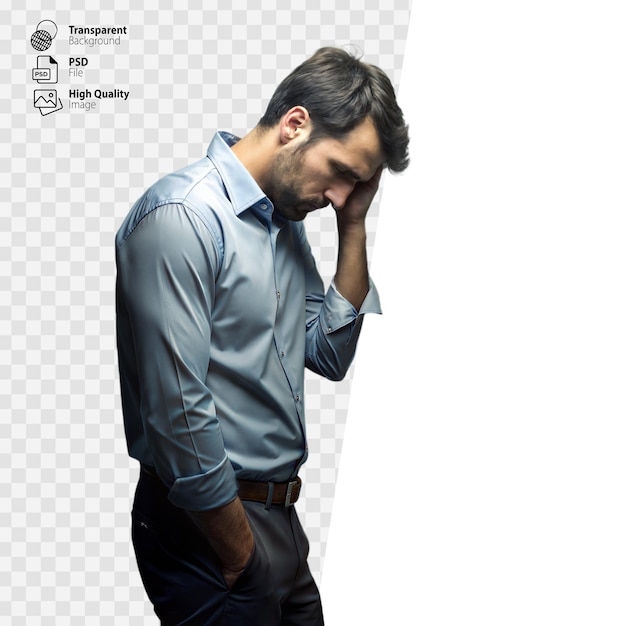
[237, 477, 302, 507]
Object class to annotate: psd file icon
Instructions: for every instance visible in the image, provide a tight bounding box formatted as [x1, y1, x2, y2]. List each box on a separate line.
[33, 89, 63, 116]
[32, 56, 58, 84]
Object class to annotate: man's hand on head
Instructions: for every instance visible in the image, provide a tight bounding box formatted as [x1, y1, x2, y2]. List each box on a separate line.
[334, 165, 383, 232]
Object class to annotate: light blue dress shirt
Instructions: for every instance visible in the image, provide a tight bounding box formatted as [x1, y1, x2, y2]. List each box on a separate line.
[115, 132, 381, 511]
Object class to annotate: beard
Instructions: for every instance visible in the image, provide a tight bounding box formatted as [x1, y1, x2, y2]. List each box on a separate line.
[264, 144, 327, 221]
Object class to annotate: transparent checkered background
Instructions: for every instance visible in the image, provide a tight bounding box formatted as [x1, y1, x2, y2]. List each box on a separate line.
[1, 1, 411, 622]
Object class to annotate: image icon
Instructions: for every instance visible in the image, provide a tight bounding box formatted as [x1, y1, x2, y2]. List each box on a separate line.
[30, 20, 58, 51]
[33, 89, 63, 116]
[32, 55, 58, 84]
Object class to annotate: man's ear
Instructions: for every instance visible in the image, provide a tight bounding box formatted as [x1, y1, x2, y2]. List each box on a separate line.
[279, 106, 311, 144]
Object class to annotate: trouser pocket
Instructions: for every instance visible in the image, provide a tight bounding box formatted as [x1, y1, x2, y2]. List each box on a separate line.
[220, 512, 282, 625]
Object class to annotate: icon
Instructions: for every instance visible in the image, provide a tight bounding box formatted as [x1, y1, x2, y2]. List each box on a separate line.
[30, 20, 58, 51]
[32, 55, 58, 84]
[33, 89, 63, 116]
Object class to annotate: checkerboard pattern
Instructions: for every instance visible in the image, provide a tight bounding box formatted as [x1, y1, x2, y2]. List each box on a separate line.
[1, 1, 411, 621]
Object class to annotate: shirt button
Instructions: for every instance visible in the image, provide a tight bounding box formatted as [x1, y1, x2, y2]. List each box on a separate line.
[276, 291, 281, 299]
[260, 203, 268, 210]
[281, 350, 285, 357]
[295, 395, 301, 402]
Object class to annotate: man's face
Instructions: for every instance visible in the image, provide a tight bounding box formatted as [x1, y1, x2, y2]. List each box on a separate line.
[265, 117, 384, 221]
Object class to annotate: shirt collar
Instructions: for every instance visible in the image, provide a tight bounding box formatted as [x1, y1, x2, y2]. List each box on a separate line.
[206, 131, 271, 217]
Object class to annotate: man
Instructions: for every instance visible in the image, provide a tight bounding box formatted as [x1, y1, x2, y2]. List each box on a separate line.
[116, 47, 409, 625]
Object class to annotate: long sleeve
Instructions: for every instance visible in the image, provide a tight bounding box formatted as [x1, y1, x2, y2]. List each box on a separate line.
[116, 203, 239, 510]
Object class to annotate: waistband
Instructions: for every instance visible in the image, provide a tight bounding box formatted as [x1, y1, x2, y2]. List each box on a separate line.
[140, 464, 302, 507]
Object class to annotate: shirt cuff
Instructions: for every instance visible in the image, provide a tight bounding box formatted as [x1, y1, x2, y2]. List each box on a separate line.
[167, 455, 239, 511]
[323, 279, 382, 334]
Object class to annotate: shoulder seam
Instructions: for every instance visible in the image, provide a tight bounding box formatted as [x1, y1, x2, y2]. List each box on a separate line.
[121, 201, 224, 274]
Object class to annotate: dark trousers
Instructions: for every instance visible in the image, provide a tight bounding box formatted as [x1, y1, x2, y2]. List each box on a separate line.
[131, 469, 324, 626]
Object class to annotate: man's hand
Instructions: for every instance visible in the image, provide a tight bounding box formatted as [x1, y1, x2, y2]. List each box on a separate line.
[334, 165, 383, 231]
[187, 497, 254, 590]
[222, 563, 248, 590]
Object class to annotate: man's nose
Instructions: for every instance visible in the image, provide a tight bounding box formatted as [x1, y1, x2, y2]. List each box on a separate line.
[324, 182, 355, 210]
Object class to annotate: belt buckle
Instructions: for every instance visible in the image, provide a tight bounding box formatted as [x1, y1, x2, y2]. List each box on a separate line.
[284, 478, 300, 507]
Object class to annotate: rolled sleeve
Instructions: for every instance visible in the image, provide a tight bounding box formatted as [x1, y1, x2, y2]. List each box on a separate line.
[305, 277, 382, 381]
[321, 279, 382, 334]
[169, 456, 237, 510]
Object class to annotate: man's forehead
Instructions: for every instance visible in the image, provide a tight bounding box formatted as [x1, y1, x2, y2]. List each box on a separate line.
[324, 120, 384, 177]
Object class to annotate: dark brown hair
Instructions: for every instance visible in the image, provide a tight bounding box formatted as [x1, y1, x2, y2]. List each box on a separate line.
[259, 47, 409, 173]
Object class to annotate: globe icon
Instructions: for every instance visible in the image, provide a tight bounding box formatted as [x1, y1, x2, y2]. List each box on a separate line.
[31, 29, 52, 51]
